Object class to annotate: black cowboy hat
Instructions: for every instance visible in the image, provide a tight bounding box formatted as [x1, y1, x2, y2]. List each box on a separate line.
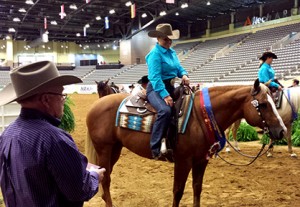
[137, 75, 149, 84]
[259, 52, 277, 62]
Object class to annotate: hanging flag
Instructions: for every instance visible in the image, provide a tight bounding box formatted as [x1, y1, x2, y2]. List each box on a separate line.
[86, 0, 90, 3]
[59, 4, 66, 19]
[131, 3, 136, 18]
[44, 17, 47, 29]
[166, 0, 174, 3]
[83, 27, 86, 37]
[105, 16, 109, 29]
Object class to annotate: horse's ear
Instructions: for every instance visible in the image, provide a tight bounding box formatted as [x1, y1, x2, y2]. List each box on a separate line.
[105, 79, 109, 85]
[95, 81, 99, 84]
[252, 78, 261, 95]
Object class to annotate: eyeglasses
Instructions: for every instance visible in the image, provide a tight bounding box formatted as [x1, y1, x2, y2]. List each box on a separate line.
[163, 38, 172, 42]
[44, 92, 68, 101]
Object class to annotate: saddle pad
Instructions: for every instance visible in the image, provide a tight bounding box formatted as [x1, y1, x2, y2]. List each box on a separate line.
[115, 94, 194, 134]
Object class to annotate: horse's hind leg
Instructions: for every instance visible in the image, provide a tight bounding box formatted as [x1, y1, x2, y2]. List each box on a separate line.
[172, 158, 193, 207]
[192, 159, 208, 207]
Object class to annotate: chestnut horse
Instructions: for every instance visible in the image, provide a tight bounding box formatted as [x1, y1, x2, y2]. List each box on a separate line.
[226, 87, 300, 157]
[85, 79, 286, 207]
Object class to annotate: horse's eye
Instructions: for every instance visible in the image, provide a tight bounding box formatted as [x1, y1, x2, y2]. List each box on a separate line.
[260, 103, 267, 108]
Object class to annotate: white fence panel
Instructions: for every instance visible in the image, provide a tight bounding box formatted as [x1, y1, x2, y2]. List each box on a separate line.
[0, 102, 20, 134]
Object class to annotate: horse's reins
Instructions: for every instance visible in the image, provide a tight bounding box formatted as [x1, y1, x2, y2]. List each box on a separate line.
[216, 143, 268, 166]
[216, 87, 275, 165]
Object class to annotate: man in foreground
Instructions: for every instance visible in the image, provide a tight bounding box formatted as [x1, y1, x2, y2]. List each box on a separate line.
[0, 61, 105, 207]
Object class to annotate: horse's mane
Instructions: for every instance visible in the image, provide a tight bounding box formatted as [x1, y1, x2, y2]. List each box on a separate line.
[204, 85, 251, 96]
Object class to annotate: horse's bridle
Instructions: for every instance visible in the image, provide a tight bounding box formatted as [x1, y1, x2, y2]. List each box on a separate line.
[217, 88, 273, 166]
[251, 88, 270, 135]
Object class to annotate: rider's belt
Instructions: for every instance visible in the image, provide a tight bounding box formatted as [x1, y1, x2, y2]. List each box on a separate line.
[163, 78, 176, 87]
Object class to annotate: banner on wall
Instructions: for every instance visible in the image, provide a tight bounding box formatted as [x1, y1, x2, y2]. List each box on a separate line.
[245, 9, 289, 26]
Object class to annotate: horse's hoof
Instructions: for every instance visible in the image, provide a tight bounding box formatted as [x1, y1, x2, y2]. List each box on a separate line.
[267, 152, 273, 157]
[290, 153, 297, 158]
[225, 148, 231, 153]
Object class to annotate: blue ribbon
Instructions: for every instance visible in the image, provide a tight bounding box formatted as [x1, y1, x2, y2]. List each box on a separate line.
[286, 89, 298, 121]
[202, 88, 226, 152]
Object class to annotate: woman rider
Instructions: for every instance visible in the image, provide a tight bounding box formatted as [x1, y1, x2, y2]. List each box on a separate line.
[258, 51, 282, 91]
[145, 23, 190, 159]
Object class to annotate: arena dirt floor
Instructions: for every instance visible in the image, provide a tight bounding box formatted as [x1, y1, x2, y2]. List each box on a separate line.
[1, 93, 300, 207]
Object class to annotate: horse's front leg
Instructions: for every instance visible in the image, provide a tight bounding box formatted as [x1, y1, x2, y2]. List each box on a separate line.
[172, 157, 193, 207]
[286, 126, 297, 157]
[192, 159, 208, 207]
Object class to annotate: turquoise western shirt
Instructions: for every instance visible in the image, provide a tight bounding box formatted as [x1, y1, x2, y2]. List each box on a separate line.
[258, 62, 279, 88]
[146, 43, 188, 99]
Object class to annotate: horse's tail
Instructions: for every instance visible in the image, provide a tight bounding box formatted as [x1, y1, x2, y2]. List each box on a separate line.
[85, 132, 98, 164]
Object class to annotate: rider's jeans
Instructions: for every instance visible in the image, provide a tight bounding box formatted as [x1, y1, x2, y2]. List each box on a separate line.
[146, 83, 172, 157]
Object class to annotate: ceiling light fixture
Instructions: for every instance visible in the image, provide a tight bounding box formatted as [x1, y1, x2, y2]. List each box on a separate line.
[175, 12, 179, 16]
[18, 8, 26, 13]
[76, 33, 81, 37]
[13, 17, 21, 22]
[207, 1, 211, 6]
[125, 1, 132, 7]
[181, 3, 188, 8]
[85, 24, 90, 28]
[25, 0, 34, 5]
[96, 16, 101, 20]
[8, 28, 16, 33]
[109, 9, 115, 14]
[69, 4, 77, 10]
[160, 11, 166, 16]
[141, 13, 147, 18]
[50, 21, 57, 25]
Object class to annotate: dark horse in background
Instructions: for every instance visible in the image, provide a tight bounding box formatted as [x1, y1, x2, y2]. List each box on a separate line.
[85, 79, 286, 207]
[95, 80, 119, 98]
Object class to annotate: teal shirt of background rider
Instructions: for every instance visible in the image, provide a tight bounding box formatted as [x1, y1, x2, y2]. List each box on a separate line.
[258, 62, 279, 88]
[146, 43, 188, 99]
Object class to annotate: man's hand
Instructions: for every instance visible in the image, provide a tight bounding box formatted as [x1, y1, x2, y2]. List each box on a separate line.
[278, 86, 282, 91]
[88, 167, 106, 182]
[182, 75, 190, 85]
[164, 96, 173, 107]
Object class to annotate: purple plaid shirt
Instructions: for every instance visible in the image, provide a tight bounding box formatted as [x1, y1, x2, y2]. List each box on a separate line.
[0, 108, 99, 207]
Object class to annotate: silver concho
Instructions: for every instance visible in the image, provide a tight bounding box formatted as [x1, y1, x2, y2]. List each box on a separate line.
[251, 100, 259, 108]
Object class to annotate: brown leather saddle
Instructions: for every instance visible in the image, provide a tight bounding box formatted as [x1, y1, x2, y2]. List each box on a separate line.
[124, 91, 156, 116]
[268, 87, 283, 109]
[124, 86, 190, 118]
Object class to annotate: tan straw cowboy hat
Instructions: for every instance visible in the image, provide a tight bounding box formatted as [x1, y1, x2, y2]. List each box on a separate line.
[148, 23, 180, 39]
[0, 61, 82, 106]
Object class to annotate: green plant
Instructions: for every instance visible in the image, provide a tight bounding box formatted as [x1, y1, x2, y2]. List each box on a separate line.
[290, 111, 300, 146]
[59, 97, 75, 133]
[229, 122, 259, 142]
